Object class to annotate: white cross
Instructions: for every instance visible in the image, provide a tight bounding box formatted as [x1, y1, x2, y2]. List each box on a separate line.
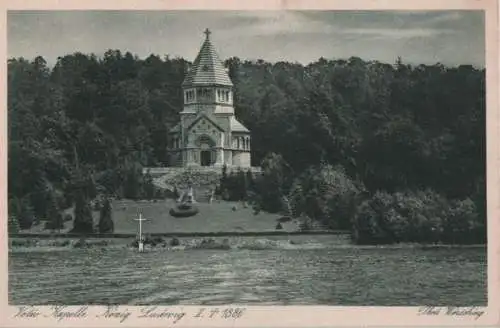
[134, 211, 149, 242]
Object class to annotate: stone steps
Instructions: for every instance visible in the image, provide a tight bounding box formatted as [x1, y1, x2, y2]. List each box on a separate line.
[146, 166, 261, 202]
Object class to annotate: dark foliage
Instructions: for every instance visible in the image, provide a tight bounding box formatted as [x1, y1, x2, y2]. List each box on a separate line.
[142, 169, 155, 200]
[8, 216, 20, 234]
[98, 198, 114, 233]
[71, 191, 94, 234]
[351, 190, 485, 245]
[7, 53, 485, 243]
[45, 191, 64, 232]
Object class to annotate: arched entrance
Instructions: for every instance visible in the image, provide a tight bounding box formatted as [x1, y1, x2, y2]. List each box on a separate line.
[196, 135, 216, 166]
[200, 150, 211, 166]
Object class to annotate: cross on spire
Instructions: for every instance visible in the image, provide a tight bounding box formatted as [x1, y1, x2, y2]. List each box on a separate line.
[204, 28, 211, 40]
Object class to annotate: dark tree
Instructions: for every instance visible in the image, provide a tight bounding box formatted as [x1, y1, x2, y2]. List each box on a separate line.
[98, 198, 114, 233]
[142, 169, 155, 200]
[45, 191, 64, 232]
[7, 52, 486, 244]
[72, 191, 94, 234]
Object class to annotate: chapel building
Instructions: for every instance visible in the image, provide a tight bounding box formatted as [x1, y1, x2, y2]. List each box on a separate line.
[167, 29, 251, 168]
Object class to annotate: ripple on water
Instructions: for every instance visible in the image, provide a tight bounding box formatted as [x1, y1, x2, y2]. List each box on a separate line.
[8, 245, 487, 305]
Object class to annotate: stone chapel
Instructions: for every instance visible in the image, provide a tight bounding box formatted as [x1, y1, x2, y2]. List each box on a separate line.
[167, 29, 251, 168]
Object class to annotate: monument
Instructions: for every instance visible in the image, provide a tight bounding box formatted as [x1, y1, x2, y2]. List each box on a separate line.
[167, 28, 252, 168]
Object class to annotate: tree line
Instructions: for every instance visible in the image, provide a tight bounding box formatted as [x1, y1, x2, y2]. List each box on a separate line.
[8, 50, 485, 243]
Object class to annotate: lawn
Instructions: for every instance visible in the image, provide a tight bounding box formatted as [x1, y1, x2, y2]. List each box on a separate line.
[21, 199, 297, 234]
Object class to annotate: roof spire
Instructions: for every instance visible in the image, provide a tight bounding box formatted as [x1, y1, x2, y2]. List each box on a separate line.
[204, 28, 211, 40]
[181, 29, 233, 87]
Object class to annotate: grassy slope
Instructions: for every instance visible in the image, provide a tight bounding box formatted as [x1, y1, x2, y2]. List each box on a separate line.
[21, 199, 296, 234]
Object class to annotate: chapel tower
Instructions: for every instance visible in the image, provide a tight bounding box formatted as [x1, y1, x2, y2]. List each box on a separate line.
[167, 29, 251, 168]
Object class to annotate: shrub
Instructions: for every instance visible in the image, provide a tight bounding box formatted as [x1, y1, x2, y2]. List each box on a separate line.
[351, 189, 483, 245]
[142, 170, 155, 200]
[14, 198, 35, 230]
[98, 198, 114, 233]
[289, 164, 362, 229]
[288, 180, 306, 218]
[443, 198, 482, 244]
[71, 191, 94, 234]
[46, 191, 64, 232]
[8, 216, 19, 234]
[92, 199, 102, 211]
[258, 153, 291, 212]
[60, 239, 70, 247]
[298, 216, 313, 231]
[154, 189, 164, 200]
[172, 186, 180, 199]
[123, 163, 143, 199]
[73, 238, 89, 248]
[351, 193, 393, 244]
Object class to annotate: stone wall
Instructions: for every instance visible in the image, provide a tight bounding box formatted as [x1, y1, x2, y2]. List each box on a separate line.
[232, 151, 251, 168]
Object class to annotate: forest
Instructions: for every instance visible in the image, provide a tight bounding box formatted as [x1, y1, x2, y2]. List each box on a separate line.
[7, 50, 486, 244]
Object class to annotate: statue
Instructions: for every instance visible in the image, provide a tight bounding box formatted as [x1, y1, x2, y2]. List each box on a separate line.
[185, 185, 195, 203]
[170, 183, 199, 218]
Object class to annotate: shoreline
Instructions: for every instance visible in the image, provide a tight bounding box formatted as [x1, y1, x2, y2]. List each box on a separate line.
[8, 235, 487, 252]
[9, 230, 348, 239]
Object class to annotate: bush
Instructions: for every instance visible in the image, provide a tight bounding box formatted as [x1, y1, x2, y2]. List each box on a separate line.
[141, 235, 164, 246]
[60, 239, 71, 247]
[73, 238, 89, 248]
[172, 186, 180, 199]
[92, 199, 102, 211]
[71, 191, 94, 234]
[19, 198, 36, 229]
[351, 190, 484, 245]
[142, 170, 155, 200]
[123, 163, 143, 199]
[289, 164, 362, 229]
[11, 239, 39, 247]
[154, 189, 164, 200]
[9, 197, 35, 230]
[298, 216, 314, 231]
[288, 181, 305, 218]
[443, 198, 483, 244]
[253, 153, 291, 213]
[351, 194, 392, 244]
[8, 216, 19, 234]
[46, 191, 64, 232]
[98, 198, 114, 233]
[44, 220, 63, 231]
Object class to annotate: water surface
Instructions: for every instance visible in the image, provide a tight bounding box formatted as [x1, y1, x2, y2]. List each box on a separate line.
[9, 237, 486, 305]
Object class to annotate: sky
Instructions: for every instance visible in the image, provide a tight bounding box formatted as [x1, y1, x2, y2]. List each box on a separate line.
[7, 10, 485, 67]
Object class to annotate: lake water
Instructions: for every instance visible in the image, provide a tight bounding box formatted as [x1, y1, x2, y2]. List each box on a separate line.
[8, 236, 487, 305]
